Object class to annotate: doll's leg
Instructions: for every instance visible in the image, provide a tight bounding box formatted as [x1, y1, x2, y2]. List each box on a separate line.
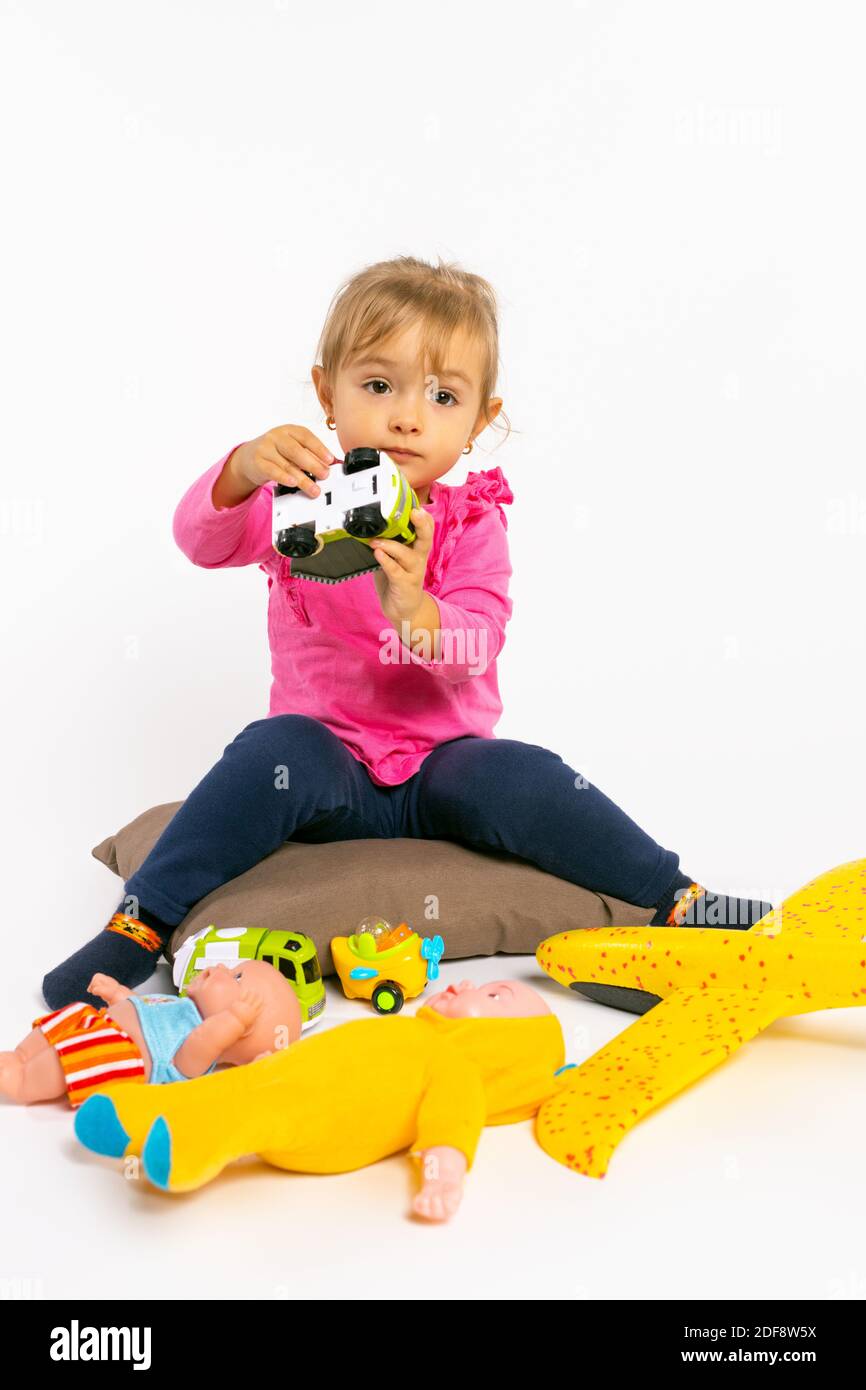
[16, 1026, 55, 1060]
[0, 1031, 66, 1104]
[75, 1053, 303, 1192]
[43, 714, 392, 1009]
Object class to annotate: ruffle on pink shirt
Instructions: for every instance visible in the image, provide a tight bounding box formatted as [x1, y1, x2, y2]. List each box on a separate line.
[423, 466, 513, 594]
[269, 465, 513, 624]
[271, 555, 314, 625]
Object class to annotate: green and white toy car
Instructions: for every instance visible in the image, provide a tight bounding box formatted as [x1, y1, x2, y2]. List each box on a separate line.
[172, 924, 326, 1030]
[272, 446, 419, 583]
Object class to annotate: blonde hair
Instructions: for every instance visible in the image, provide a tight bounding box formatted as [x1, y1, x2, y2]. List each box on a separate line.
[313, 254, 511, 447]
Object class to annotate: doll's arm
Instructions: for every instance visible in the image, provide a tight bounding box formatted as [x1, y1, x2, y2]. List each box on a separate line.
[412, 1145, 469, 1222]
[408, 1040, 486, 1221]
[172, 1009, 247, 1079]
[88, 974, 133, 1005]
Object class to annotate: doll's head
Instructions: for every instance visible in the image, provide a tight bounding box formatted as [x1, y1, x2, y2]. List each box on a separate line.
[424, 978, 551, 1020]
[418, 980, 563, 1123]
[186, 959, 302, 1065]
[310, 255, 510, 503]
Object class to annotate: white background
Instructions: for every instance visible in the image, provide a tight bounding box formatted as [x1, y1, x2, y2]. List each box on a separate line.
[1, 0, 864, 1302]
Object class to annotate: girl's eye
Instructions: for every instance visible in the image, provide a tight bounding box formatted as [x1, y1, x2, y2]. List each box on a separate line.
[362, 379, 459, 407]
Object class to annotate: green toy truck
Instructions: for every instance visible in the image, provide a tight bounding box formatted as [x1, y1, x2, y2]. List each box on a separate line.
[271, 446, 419, 582]
[171, 924, 325, 1030]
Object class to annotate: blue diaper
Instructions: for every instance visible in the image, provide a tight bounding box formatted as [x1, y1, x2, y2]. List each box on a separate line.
[128, 993, 218, 1085]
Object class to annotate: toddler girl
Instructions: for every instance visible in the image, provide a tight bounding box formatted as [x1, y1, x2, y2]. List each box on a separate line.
[43, 255, 771, 1012]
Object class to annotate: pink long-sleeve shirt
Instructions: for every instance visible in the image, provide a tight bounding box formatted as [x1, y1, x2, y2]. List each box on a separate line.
[172, 446, 515, 786]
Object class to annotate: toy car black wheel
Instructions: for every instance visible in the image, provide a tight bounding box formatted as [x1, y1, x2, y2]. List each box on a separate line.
[275, 469, 316, 497]
[343, 504, 386, 539]
[371, 982, 404, 1015]
[343, 447, 379, 475]
[276, 524, 323, 559]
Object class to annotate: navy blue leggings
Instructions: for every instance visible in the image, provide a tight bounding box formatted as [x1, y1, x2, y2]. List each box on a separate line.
[124, 715, 680, 927]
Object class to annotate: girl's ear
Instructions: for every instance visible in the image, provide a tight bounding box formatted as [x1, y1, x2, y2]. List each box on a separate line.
[311, 364, 333, 416]
[479, 397, 503, 430]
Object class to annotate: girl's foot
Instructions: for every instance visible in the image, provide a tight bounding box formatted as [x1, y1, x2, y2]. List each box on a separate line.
[651, 874, 773, 929]
[41, 909, 170, 1010]
[575, 879, 775, 1017]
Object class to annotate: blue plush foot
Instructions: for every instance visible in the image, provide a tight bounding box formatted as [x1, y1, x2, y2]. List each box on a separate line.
[74, 1094, 131, 1157]
[142, 1116, 172, 1190]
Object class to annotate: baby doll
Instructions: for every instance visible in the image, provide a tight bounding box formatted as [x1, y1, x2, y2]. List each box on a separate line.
[73, 977, 567, 1222]
[0, 960, 301, 1109]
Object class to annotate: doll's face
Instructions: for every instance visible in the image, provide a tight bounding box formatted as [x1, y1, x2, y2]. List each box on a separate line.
[185, 960, 301, 1062]
[311, 319, 502, 504]
[186, 959, 294, 1018]
[186, 959, 254, 1014]
[424, 979, 551, 1019]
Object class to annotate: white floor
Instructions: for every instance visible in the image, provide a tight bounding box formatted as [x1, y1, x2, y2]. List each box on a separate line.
[3, 917, 866, 1301]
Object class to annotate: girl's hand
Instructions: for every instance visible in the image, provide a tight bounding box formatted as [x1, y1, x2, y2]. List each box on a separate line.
[231, 426, 335, 499]
[370, 509, 435, 627]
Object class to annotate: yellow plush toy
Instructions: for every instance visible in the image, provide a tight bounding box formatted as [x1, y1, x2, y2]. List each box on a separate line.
[72, 979, 569, 1220]
[71, 859, 866, 1205]
[535, 857, 866, 1179]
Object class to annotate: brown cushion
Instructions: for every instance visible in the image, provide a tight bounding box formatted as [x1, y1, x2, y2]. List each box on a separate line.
[92, 801, 656, 977]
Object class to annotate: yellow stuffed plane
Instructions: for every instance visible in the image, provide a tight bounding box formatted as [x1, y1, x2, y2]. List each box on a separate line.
[535, 857, 866, 1180]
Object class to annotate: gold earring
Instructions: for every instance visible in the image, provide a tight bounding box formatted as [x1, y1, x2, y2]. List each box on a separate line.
[326, 415, 336, 430]
[462, 440, 473, 454]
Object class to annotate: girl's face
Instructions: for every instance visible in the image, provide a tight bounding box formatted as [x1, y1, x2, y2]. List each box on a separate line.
[312, 320, 501, 503]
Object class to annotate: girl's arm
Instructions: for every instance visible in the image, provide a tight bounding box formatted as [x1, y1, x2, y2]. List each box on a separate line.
[407, 508, 513, 683]
[172, 445, 276, 569]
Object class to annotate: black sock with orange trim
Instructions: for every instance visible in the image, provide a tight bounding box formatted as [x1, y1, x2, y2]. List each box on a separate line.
[41, 904, 173, 1011]
[650, 872, 773, 929]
